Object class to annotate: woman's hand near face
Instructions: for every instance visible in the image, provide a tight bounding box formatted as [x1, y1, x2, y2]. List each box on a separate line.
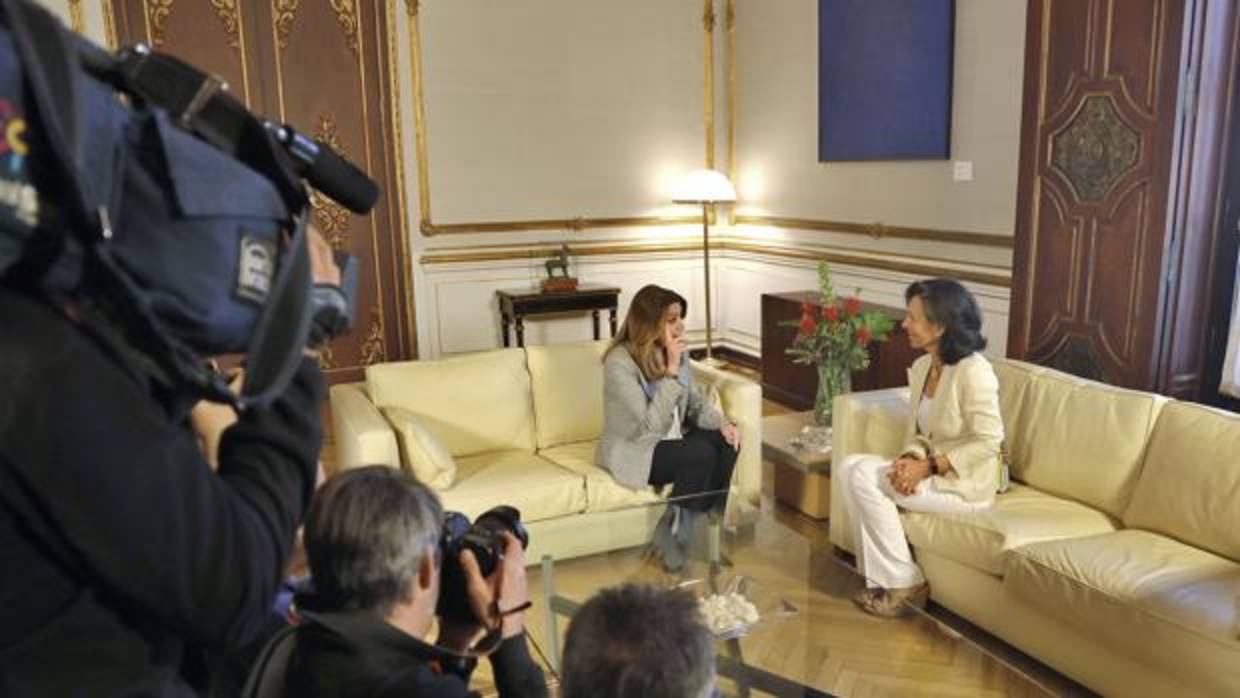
[663, 321, 687, 377]
[721, 422, 740, 451]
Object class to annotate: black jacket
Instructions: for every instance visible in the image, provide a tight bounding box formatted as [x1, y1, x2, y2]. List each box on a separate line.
[285, 610, 550, 698]
[0, 288, 324, 696]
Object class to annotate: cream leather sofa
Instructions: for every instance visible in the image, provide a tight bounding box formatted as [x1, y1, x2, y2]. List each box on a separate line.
[330, 340, 762, 565]
[830, 357, 1240, 697]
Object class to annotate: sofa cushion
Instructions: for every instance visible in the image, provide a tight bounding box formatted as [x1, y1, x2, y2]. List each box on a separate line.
[989, 358, 1045, 472]
[381, 406, 457, 489]
[539, 441, 662, 513]
[1124, 401, 1240, 562]
[1006, 369, 1167, 518]
[525, 341, 608, 450]
[1006, 531, 1240, 689]
[902, 483, 1118, 576]
[365, 348, 535, 458]
[437, 450, 586, 524]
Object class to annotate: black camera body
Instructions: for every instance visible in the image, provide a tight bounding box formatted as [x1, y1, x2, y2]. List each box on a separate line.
[436, 505, 529, 623]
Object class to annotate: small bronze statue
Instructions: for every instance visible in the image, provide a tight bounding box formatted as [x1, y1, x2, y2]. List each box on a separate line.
[542, 243, 578, 292]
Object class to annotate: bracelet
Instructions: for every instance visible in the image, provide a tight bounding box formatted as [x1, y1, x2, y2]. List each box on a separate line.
[492, 600, 532, 617]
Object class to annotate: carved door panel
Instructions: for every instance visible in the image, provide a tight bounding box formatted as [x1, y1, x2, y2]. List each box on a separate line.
[1009, 0, 1186, 389]
[110, 2, 416, 384]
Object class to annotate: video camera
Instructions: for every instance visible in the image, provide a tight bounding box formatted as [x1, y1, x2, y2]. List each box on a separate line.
[437, 506, 530, 623]
[0, 0, 376, 407]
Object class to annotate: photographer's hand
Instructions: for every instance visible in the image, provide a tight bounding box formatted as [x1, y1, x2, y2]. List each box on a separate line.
[304, 226, 341, 359]
[460, 532, 529, 640]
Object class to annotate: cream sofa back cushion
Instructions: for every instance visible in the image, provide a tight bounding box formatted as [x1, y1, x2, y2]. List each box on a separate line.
[990, 358, 1044, 472]
[381, 406, 457, 489]
[526, 340, 608, 450]
[1124, 402, 1240, 562]
[365, 348, 535, 457]
[1009, 369, 1166, 518]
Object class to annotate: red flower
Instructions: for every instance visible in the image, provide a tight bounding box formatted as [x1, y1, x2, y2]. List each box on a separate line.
[799, 314, 817, 335]
[801, 301, 815, 314]
[822, 305, 840, 322]
[844, 297, 862, 317]
[855, 325, 871, 346]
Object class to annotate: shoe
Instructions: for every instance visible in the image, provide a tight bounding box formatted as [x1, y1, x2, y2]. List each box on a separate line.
[858, 582, 929, 618]
[851, 587, 882, 609]
[649, 506, 684, 573]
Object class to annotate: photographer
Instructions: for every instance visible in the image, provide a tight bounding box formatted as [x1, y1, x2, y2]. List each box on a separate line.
[286, 466, 548, 698]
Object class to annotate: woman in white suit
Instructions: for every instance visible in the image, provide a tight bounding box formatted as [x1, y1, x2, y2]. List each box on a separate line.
[836, 279, 1004, 617]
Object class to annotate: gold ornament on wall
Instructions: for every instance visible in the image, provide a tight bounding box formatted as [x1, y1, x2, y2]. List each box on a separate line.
[315, 344, 336, 370]
[310, 114, 352, 250]
[147, 0, 175, 48]
[274, 0, 300, 51]
[208, 0, 240, 48]
[360, 311, 386, 366]
[329, 0, 360, 55]
[68, 0, 84, 33]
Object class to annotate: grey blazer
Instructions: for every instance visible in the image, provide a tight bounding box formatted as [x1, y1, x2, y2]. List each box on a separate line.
[595, 347, 725, 490]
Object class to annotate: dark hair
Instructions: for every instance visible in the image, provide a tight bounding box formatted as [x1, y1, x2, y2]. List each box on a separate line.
[905, 278, 988, 365]
[561, 584, 715, 698]
[303, 466, 443, 616]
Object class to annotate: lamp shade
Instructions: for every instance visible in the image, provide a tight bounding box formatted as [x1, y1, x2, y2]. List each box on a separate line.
[672, 169, 737, 204]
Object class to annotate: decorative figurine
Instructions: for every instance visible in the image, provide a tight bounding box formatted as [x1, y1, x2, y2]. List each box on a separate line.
[541, 243, 579, 292]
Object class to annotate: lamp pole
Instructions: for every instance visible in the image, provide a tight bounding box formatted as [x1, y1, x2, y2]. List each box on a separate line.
[702, 202, 715, 363]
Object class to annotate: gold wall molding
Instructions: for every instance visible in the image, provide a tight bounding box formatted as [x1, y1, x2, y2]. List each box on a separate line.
[734, 215, 1015, 249]
[208, 0, 239, 48]
[409, 2, 717, 236]
[102, 0, 117, 48]
[418, 237, 1011, 288]
[68, 0, 84, 32]
[146, 0, 174, 47]
[273, 0, 299, 50]
[329, 0, 360, 55]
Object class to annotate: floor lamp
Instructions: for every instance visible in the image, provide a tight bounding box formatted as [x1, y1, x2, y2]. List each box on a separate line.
[673, 169, 737, 364]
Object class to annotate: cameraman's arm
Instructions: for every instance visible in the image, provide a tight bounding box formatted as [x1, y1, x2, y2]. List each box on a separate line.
[6, 348, 323, 651]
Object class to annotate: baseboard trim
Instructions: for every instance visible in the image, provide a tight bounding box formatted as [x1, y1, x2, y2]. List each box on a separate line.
[691, 345, 761, 371]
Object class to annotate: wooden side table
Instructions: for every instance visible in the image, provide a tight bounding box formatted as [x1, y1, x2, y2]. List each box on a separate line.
[496, 285, 621, 348]
[762, 411, 832, 519]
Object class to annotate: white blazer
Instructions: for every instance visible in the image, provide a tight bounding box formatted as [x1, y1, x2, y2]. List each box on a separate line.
[901, 352, 1004, 502]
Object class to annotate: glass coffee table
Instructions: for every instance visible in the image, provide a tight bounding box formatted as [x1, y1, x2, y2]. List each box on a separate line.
[521, 493, 1057, 697]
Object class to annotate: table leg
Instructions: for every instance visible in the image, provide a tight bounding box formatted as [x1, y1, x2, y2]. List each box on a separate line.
[515, 316, 526, 348]
[501, 313, 511, 348]
[541, 555, 559, 674]
[609, 308, 617, 336]
[592, 310, 601, 340]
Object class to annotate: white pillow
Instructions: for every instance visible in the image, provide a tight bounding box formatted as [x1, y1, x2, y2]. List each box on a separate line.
[381, 406, 456, 489]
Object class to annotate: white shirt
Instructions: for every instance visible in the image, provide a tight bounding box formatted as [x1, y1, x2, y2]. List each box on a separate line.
[664, 405, 682, 440]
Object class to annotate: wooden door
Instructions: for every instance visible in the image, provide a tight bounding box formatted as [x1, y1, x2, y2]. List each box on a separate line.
[1008, 0, 1187, 390]
[111, 2, 416, 383]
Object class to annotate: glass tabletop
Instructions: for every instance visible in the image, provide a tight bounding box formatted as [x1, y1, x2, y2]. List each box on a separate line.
[521, 491, 1057, 697]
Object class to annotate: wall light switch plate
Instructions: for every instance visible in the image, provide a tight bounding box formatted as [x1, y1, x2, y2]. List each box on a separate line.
[953, 161, 973, 182]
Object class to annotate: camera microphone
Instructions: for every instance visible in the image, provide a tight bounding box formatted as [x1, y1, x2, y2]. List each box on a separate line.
[266, 123, 379, 215]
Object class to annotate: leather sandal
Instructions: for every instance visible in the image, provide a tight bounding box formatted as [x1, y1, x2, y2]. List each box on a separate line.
[851, 587, 882, 609]
[859, 582, 929, 618]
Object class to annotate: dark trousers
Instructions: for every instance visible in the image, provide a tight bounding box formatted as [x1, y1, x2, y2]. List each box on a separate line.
[649, 427, 737, 512]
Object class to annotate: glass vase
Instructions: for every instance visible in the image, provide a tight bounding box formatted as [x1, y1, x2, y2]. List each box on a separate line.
[813, 361, 852, 428]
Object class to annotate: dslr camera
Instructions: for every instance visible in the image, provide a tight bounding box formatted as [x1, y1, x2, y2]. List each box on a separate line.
[436, 505, 529, 623]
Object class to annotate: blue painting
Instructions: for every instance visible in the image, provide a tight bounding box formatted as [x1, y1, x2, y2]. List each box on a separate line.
[818, 0, 955, 161]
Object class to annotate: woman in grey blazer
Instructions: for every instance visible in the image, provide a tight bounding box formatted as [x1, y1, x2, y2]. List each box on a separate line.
[596, 285, 740, 570]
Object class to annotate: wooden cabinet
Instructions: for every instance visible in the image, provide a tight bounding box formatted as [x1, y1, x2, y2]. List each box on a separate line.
[1008, 0, 1239, 399]
[761, 292, 917, 410]
[110, 2, 415, 383]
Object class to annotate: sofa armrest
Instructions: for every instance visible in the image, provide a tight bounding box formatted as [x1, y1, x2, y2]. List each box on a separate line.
[329, 382, 400, 474]
[692, 361, 762, 528]
[828, 387, 911, 552]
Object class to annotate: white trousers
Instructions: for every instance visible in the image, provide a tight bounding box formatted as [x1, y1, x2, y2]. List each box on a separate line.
[835, 453, 991, 589]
